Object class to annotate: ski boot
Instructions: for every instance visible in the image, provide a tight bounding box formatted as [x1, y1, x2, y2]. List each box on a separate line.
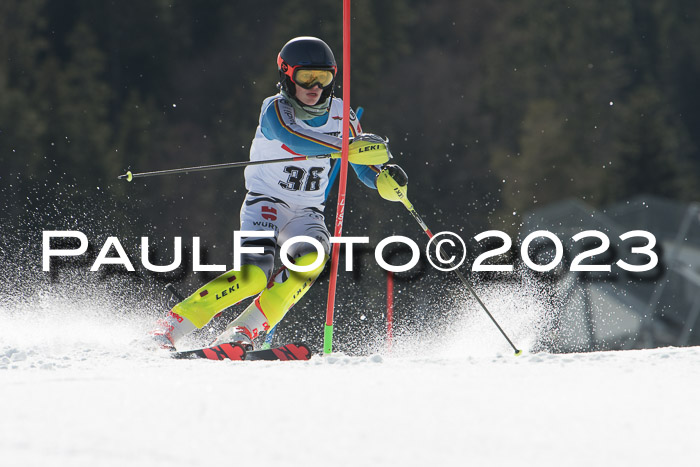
[211, 296, 270, 350]
[212, 325, 255, 351]
[149, 310, 196, 351]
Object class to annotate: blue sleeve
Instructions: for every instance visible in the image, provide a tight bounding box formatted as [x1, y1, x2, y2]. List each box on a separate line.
[260, 99, 342, 156]
[351, 163, 378, 189]
[324, 161, 377, 202]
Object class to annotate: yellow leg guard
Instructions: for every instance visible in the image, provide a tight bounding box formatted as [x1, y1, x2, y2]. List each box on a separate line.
[258, 251, 329, 328]
[171, 264, 267, 329]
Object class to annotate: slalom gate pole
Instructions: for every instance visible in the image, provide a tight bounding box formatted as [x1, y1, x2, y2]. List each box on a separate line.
[324, 0, 352, 354]
[401, 199, 521, 355]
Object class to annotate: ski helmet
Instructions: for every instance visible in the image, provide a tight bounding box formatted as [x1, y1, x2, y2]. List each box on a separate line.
[277, 37, 337, 102]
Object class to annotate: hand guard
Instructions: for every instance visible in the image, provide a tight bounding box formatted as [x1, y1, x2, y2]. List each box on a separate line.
[347, 133, 392, 165]
[376, 164, 408, 203]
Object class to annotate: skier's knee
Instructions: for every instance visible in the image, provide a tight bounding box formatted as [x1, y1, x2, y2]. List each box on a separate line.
[291, 250, 329, 278]
[285, 233, 330, 260]
[239, 236, 277, 279]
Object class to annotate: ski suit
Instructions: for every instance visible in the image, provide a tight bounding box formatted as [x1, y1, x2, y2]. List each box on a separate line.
[163, 94, 379, 343]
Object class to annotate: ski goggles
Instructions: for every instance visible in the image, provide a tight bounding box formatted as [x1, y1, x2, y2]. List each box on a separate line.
[291, 68, 335, 89]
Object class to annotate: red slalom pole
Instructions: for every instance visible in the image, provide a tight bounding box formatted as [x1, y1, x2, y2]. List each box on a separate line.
[387, 271, 394, 352]
[324, 0, 351, 354]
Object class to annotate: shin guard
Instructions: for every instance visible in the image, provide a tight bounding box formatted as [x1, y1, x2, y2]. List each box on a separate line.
[171, 264, 267, 329]
[258, 251, 329, 328]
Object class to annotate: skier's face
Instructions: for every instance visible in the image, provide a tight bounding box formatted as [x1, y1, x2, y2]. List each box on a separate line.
[294, 83, 323, 106]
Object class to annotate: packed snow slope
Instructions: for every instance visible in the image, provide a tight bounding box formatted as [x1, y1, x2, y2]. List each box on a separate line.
[2, 303, 698, 467]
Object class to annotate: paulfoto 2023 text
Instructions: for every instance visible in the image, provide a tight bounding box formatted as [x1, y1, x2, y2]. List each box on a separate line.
[41, 229, 659, 274]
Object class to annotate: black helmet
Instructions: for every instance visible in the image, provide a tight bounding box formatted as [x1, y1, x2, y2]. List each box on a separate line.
[277, 37, 337, 102]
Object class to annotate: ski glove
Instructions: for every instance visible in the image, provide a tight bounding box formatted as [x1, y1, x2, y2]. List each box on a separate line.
[376, 164, 408, 203]
[347, 133, 392, 165]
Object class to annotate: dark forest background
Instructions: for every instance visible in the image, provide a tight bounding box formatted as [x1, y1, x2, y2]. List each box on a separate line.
[1, 0, 699, 350]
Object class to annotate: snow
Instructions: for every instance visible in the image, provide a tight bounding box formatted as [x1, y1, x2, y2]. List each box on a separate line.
[2, 304, 699, 467]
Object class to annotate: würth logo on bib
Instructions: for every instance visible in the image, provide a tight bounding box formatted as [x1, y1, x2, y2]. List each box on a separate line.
[262, 206, 277, 221]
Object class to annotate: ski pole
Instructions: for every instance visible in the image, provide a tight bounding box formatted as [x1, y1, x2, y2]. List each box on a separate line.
[376, 171, 522, 356]
[118, 134, 387, 182]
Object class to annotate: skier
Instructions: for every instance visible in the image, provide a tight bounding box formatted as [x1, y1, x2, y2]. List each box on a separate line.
[151, 36, 407, 351]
